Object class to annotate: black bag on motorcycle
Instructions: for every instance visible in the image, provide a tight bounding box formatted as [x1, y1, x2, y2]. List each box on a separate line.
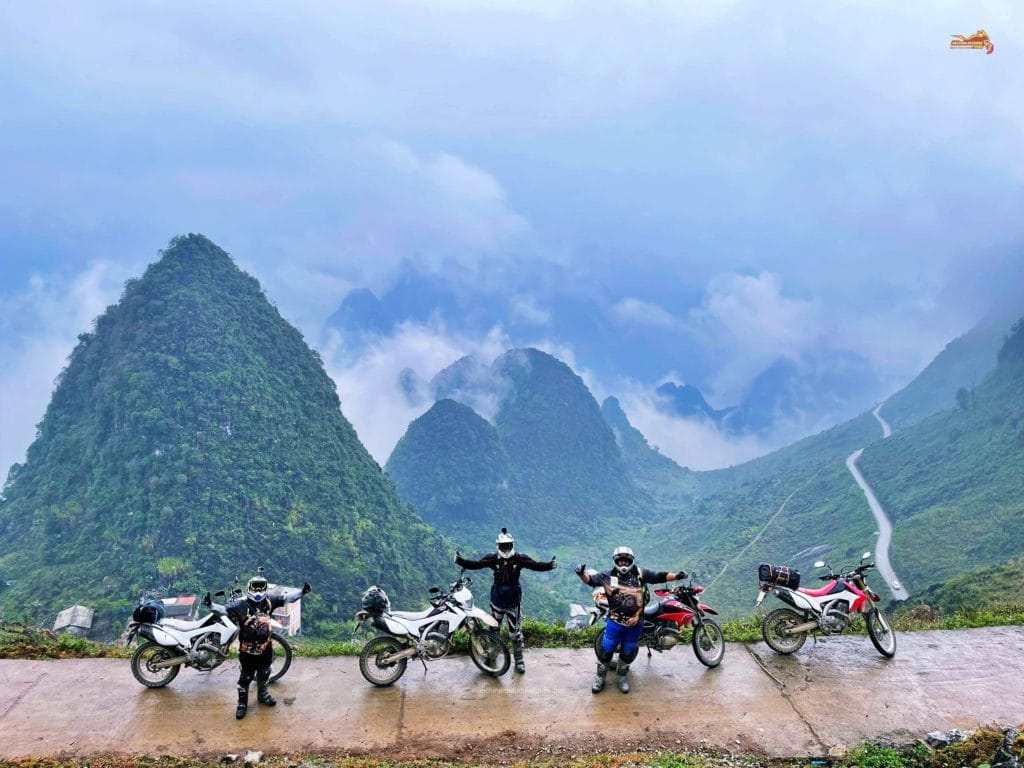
[758, 563, 800, 589]
[361, 586, 390, 616]
[132, 598, 165, 624]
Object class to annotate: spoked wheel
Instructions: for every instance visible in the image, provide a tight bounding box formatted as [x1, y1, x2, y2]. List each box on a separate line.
[469, 629, 511, 676]
[359, 636, 409, 687]
[691, 618, 725, 667]
[865, 608, 897, 658]
[268, 633, 293, 682]
[762, 608, 807, 655]
[130, 641, 182, 688]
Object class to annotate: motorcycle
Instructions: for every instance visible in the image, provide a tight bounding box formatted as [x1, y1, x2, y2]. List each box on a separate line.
[756, 551, 896, 657]
[354, 570, 511, 686]
[589, 577, 725, 668]
[127, 584, 297, 688]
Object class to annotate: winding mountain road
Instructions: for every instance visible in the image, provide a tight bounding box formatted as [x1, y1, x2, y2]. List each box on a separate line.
[2, 628, 1022, 761]
[846, 404, 908, 601]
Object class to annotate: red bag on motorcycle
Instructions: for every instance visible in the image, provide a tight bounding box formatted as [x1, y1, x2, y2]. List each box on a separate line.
[758, 563, 800, 589]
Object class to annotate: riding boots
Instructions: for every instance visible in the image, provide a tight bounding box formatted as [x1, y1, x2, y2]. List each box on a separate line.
[513, 646, 525, 674]
[616, 661, 631, 694]
[256, 669, 276, 706]
[591, 662, 607, 693]
[236, 684, 249, 719]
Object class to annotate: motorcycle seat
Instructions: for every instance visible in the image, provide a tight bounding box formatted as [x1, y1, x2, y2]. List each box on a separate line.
[644, 600, 664, 617]
[389, 607, 438, 621]
[161, 616, 212, 631]
[798, 580, 838, 598]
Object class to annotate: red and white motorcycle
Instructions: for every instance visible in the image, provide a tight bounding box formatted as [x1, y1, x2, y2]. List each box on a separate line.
[756, 551, 896, 657]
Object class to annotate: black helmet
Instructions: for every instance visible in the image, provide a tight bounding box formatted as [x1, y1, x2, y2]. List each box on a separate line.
[361, 585, 390, 616]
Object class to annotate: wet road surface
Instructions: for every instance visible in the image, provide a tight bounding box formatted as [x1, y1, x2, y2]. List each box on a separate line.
[1, 626, 1021, 760]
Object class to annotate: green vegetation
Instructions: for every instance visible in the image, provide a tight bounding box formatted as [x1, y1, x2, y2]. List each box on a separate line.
[1, 727, 1020, 767]
[0, 235, 454, 634]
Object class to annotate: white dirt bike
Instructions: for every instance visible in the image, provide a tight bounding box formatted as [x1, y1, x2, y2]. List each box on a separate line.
[354, 571, 511, 686]
[756, 551, 897, 658]
[127, 589, 295, 688]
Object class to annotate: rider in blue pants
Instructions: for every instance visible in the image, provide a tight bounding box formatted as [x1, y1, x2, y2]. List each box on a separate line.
[576, 547, 686, 693]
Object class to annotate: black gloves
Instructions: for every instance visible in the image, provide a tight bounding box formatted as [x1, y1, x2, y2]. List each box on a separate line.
[453, 550, 462, 564]
[675, 570, 687, 580]
[574, 563, 586, 576]
[301, 582, 312, 594]
[549, 556, 557, 568]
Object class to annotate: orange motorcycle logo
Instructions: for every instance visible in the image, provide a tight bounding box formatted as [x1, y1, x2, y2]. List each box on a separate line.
[950, 30, 994, 54]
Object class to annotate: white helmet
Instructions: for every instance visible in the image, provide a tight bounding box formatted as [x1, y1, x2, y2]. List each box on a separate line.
[496, 527, 515, 559]
[612, 546, 635, 575]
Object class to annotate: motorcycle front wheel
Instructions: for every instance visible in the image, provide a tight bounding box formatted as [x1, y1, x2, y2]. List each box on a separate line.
[865, 608, 897, 657]
[131, 641, 182, 688]
[469, 629, 511, 676]
[691, 618, 725, 667]
[268, 633, 293, 682]
[762, 608, 807, 654]
[359, 636, 408, 687]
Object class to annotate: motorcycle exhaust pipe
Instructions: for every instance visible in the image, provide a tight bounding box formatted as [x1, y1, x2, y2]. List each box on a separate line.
[381, 646, 419, 664]
[151, 655, 188, 669]
[784, 621, 819, 635]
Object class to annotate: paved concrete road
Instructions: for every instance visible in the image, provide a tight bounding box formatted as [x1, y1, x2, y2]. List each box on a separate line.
[2, 627, 1022, 761]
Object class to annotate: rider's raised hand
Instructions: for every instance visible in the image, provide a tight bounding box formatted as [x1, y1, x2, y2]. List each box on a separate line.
[675, 569, 687, 580]
[302, 581, 312, 594]
[453, 550, 462, 564]
[549, 556, 557, 568]
[574, 562, 586, 576]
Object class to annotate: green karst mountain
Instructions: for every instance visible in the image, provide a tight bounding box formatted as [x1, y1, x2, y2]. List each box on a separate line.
[386, 398, 514, 540]
[0, 234, 452, 633]
[387, 349, 642, 550]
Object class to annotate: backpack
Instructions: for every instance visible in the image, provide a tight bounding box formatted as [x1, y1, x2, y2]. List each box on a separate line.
[132, 598, 165, 624]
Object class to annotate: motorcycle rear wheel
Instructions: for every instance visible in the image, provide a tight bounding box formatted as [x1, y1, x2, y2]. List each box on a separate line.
[359, 636, 409, 687]
[865, 608, 897, 657]
[762, 608, 807, 654]
[268, 633, 293, 682]
[469, 629, 511, 676]
[691, 618, 725, 667]
[131, 641, 181, 688]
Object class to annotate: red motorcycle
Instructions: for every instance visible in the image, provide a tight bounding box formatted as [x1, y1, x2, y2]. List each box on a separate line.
[590, 579, 725, 667]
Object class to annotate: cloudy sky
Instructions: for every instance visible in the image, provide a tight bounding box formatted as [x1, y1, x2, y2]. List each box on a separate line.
[1, 1, 1022, 478]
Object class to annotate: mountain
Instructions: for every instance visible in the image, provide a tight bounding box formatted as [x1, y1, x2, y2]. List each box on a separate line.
[632, 316, 1024, 617]
[323, 267, 883, 442]
[655, 383, 731, 422]
[0, 234, 453, 634]
[387, 348, 642, 547]
[386, 398, 513, 539]
[857, 317, 1024, 592]
[882, 309, 1021, 429]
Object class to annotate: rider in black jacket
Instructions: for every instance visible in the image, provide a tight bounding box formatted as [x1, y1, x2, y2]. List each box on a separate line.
[455, 528, 556, 673]
[226, 575, 310, 719]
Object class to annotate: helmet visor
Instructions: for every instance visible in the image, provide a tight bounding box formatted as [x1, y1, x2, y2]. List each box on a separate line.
[614, 555, 634, 568]
[248, 578, 268, 594]
[497, 542, 514, 554]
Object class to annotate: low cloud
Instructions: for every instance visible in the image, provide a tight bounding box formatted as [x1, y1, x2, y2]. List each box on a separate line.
[611, 297, 680, 329]
[620, 389, 771, 471]
[322, 321, 511, 465]
[686, 272, 820, 402]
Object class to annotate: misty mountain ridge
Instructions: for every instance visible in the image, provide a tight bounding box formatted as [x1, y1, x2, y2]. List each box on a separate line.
[323, 267, 884, 444]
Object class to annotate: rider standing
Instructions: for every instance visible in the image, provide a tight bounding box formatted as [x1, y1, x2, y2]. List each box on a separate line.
[227, 574, 310, 719]
[455, 528, 556, 673]
[575, 547, 686, 694]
